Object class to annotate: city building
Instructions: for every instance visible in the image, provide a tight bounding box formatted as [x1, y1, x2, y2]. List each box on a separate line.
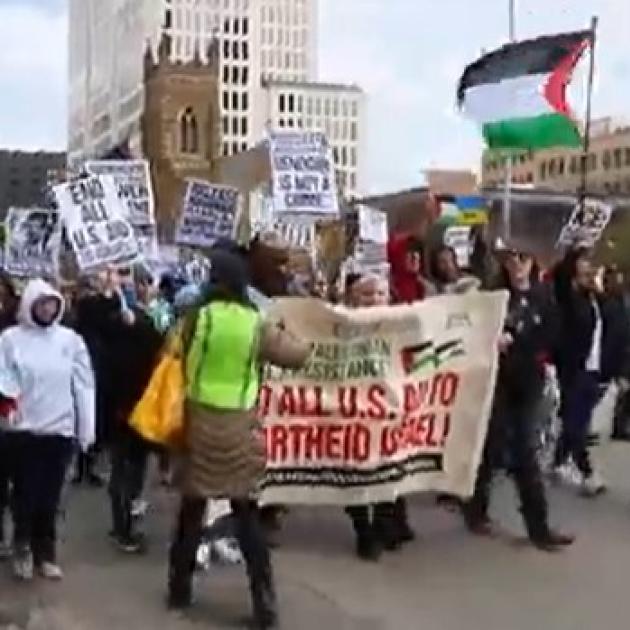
[263, 80, 366, 196]
[69, 0, 365, 198]
[481, 117, 630, 196]
[142, 35, 221, 239]
[0, 151, 66, 217]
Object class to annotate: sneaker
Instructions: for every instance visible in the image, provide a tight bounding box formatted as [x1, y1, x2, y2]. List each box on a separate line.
[114, 533, 146, 554]
[38, 562, 64, 580]
[553, 461, 582, 487]
[13, 550, 34, 581]
[531, 529, 575, 552]
[581, 471, 607, 497]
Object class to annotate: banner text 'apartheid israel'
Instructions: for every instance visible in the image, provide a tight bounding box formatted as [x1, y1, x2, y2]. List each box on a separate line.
[54, 176, 139, 271]
[259, 292, 508, 506]
[270, 131, 339, 217]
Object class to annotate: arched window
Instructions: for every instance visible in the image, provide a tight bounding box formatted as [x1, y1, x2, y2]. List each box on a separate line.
[180, 107, 199, 154]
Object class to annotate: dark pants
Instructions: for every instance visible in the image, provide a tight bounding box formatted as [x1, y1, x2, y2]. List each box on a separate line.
[108, 430, 149, 539]
[0, 432, 11, 543]
[346, 503, 396, 544]
[169, 497, 275, 620]
[7, 432, 72, 563]
[613, 386, 630, 437]
[556, 371, 602, 477]
[464, 387, 549, 540]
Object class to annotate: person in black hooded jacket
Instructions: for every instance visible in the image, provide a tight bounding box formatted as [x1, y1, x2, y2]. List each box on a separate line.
[463, 248, 574, 552]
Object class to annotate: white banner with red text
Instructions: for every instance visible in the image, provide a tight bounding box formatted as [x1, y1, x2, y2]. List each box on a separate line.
[259, 292, 508, 506]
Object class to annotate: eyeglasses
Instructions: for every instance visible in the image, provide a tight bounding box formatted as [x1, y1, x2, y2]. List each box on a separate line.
[506, 250, 532, 262]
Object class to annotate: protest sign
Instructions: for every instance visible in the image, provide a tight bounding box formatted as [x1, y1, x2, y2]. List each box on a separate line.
[175, 180, 237, 249]
[4, 208, 62, 278]
[557, 198, 613, 247]
[54, 176, 139, 271]
[133, 224, 159, 262]
[86, 160, 155, 226]
[358, 205, 388, 245]
[259, 291, 508, 506]
[444, 225, 473, 268]
[270, 131, 339, 217]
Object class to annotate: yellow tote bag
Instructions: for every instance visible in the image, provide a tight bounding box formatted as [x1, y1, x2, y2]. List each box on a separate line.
[130, 324, 186, 450]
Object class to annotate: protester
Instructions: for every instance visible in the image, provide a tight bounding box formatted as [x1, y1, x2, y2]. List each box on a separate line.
[106, 267, 163, 552]
[553, 250, 619, 496]
[387, 233, 434, 303]
[149, 273, 177, 334]
[462, 248, 574, 551]
[168, 250, 310, 629]
[0, 273, 19, 559]
[0, 279, 95, 580]
[429, 245, 481, 295]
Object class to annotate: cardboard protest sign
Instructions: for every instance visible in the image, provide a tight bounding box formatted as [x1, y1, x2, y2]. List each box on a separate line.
[557, 198, 613, 247]
[86, 160, 155, 226]
[270, 131, 339, 217]
[175, 180, 237, 249]
[259, 292, 508, 505]
[54, 176, 139, 271]
[4, 208, 62, 278]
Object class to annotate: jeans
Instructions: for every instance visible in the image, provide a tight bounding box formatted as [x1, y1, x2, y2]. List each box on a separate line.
[108, 430, 149, 539]
[556, 371, 602, 477]
[169, 496, 276, 621]
[0, 432, 11, 543]
[7, 432, 72, 563]
[464, 386, 550, 540]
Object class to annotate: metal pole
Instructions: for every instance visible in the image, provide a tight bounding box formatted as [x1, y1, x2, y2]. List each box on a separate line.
[503, 0, 516, 240]
[579, 16, 598, 204]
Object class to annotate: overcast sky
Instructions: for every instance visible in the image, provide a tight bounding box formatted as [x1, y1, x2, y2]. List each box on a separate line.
[0, 0, 628, 194]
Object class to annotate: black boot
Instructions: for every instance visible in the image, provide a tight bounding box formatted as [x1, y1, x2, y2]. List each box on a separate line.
[346, 505, 382, 560]
[250, 570, 278, 629]
[393, 498, 415, 544]
[372, 503, 400, 552]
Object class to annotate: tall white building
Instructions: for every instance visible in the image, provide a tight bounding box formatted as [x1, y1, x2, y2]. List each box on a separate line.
[69, 0, 365, 197]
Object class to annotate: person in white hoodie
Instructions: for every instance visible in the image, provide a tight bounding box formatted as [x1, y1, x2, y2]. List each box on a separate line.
[0, 279, 95, 581]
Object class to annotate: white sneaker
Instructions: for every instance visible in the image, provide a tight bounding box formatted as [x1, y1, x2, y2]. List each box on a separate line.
[553, 460, 582, 487]
[581, 471, 607, 497]
[13, 551, 34, 581]
[38, 562, 64, 580]
[212, 538, 243, 565]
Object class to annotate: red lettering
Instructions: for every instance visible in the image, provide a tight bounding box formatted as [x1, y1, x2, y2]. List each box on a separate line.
[428, 373, 443, 406]
[288, 424, 309, 457]
[403, 384, 419, 413]
[425, 413, 439, 447]
[441, 412, 451, 446]
[258, 385, 272, 417]
[439, 373, 460, 407]
[278, 386, 297, 416]
[338, 386, 358, 418]
[380, 426, 397, 457]
[326, 425, 344, 459]
[304, 425, 325, 460]
[313, 386, 331, 417]
[269, 425, 288, 462]
[367, 384, 387, 420]
[353, 424, 371, 462]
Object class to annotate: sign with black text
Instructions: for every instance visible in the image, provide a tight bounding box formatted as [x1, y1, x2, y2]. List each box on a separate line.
[4, 208, 62, 277]
[557, 198, 613, 247]
[175, 180, 237, 249]
[86, 160, 155, 226]
[270, 131, 339, 217]
[54, 176, 139, 271]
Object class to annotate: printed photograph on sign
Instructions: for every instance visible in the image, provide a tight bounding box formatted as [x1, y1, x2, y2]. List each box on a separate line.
[4, 208, 62, 278]
[558, 198, 613, 247]
[270, 131, 339, 217]
[86, 160, 155, 226]
[358, 205, 388, 244]
[54, 175, 139, 271]
[176, 180, 238, 249]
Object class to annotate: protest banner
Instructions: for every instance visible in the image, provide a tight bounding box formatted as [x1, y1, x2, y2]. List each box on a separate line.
[259, 291, 508, 506]
[557, 198, 613, 247]
[175, 180, 238, 249]
[270, 131, 339, 217]
[3, 208, 62, 278]
[86, 160, 155, 226]
[54, 176, 139, 271]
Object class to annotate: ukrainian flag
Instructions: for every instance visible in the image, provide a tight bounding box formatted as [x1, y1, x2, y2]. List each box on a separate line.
[437, 195, 488, 226]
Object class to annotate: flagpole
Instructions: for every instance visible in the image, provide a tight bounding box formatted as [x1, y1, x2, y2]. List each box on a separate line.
[579, 16, 598, 204]
[503, 0, 516, 241]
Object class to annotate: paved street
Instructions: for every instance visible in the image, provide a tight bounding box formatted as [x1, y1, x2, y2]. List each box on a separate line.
[2, 443, 630, 630]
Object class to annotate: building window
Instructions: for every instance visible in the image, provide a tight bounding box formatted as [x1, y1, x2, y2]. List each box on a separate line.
[288, 94, 295, 112]
[242, 42, 249, 60]
[589, 153, 597, 171]
[223, 65, 229, 83]
[222, 91, 229, 110]
[232, 142, 240, 154]
[242, 67, 249, 85]
[351, 147, 357, 167]
[232, 117, 239, 135]
[540, 161, 547, 180]
[233, 18, 240, 34]
[603, 150, 611, 170]
[242, 92, 249, 110]
[548, 159, 556, 177]
[526, 172, 533, 183]
[350, 122, 358, 141]
[241, 142, 248, 152]
[569, 156, 578, 174]
[222, 116, 229, 135]
[243, 18, 249, 35]
[164, 9, 173, 29]
[241, 117, 248, 135]
[279, 94, 286, 113]
[614, 148, 622, 169]
[180, 107, 199, 154]
[233, 41, 240, 60]
[625, 148, 630, 166]
[232, 66, 239, 84]
[232, 92, 239, 110]
[558, 157, 565, 175]
[223, 40, 230, 59]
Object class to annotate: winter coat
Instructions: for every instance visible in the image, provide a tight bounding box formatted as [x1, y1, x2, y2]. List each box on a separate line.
[180, 305, 310, 499]
[0, 279, 95, 450]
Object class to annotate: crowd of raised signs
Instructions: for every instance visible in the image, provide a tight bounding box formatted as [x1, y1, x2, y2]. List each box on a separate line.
[0, 132, 628, 629]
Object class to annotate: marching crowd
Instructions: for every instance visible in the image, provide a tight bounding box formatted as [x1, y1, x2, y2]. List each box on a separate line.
[0, 230, 629, 629]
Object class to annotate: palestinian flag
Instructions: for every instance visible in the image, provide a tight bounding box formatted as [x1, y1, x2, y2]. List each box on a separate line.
[458, 30, 593, 150]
